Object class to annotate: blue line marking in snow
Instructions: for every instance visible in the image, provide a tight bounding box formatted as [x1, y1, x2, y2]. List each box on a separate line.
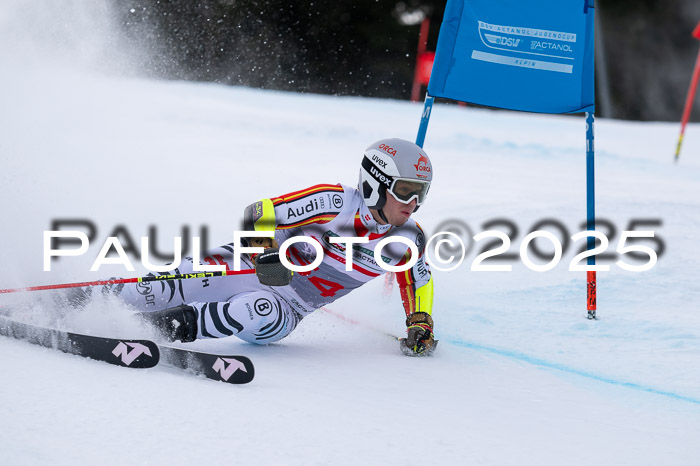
[446, 338, 700, 406]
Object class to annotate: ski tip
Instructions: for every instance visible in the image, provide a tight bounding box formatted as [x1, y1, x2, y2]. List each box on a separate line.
[158, 346, 255, 384]
[210, 355, 255, 384]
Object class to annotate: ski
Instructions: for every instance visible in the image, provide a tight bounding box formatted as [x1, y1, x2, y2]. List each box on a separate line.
[158, 345, 255, 384]
[0, 314, 255, 383]
[0, 315, 160, 368]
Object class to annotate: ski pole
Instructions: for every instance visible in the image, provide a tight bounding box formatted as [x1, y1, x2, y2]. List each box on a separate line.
[675, 25, 700, 161]
[320, 306, 401, 341]
[0, 269, 256, 295]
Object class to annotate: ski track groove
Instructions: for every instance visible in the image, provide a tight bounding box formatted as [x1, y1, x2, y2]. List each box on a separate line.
[446, 338, 700, 406]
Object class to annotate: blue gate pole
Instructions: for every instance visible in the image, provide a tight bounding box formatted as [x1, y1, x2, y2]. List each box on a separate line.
[416, 95, 435, 148]
[585, 112, 597, 319]
[382, 93, 435, 296]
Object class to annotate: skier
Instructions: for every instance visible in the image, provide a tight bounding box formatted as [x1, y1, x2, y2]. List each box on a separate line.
[120, 138, 436, 355]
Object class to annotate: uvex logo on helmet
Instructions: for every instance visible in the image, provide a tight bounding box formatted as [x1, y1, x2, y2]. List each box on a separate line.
[370, 166, 392, 187]
[414, 155, 431, 173]
[378, 144, 397, 156]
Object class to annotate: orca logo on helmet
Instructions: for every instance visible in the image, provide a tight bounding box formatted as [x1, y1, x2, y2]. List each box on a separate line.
[378, 144, 397, 156]
[414, 155, 431, 173]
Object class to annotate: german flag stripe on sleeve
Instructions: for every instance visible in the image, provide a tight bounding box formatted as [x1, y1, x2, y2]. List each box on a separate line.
[399, 283, 417, 316]
[395, 250, 417, 315]
[278, 214, 339, 229]
[395, 250, 415, 284]
[271, 184, 344, 206]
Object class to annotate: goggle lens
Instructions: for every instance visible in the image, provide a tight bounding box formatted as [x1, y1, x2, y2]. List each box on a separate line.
[389, 179, 430, 205]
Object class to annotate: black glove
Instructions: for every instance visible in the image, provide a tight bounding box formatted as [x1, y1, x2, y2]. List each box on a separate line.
[254, 247, 293, 286]
[399, 312, 436, 356]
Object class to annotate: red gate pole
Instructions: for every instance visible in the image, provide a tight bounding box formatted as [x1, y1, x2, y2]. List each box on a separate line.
[675, 21, 700, 162]
[411, 18, 431, 102]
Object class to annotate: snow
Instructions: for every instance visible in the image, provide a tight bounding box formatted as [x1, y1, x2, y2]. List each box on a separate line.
[2, 3, 700, 466]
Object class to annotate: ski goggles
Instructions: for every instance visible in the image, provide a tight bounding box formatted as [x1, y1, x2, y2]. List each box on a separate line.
[388, 178, 431, 205]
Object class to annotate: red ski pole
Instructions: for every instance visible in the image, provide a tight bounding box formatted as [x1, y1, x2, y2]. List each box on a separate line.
[675, 21, 700, 161]
[0, 269, 255, 295]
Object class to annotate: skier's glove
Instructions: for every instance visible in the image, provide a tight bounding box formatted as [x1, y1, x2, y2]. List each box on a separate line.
[248, 236, 278, 256]
[253, 246, 293, 287]
[400, 312, 436, 356]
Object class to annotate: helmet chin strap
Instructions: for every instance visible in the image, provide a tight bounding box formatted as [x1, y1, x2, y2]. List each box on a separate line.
[372, 186, 390, 224]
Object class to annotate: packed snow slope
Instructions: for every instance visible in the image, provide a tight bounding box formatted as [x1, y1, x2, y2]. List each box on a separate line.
[1, 66, 700, 465]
